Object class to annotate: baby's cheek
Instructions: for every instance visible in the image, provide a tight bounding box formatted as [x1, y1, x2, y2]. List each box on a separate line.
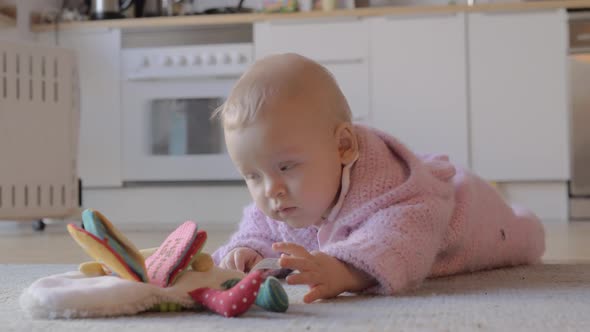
[254, 200, 277, 220]
[303, 195, 330, 220]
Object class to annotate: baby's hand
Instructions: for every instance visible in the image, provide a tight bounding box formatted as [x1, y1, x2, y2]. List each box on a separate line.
[219, 247, 263, 273]
[273, 242, 375, 303]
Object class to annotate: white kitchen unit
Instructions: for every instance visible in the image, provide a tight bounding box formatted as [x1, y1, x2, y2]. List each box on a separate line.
[25, 6, 573, 223]
[369, 13, 470, 167]
[468, 10, 569, 181]
[497, 182, 569, 222]
[254, 18, 371, 122]
[38, 29, 123, 187]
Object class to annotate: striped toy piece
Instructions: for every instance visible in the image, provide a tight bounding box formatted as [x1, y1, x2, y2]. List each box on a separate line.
[147, 301, 205, 312]
[67, 224, 145, 283]
[254, 276, 289, 313]
[188, 270, 264, 317]
[220, 276, 289, 313]
[74, 209, 148, 283]
[147, 302, 184, 312]
[145, 222, 206, 288]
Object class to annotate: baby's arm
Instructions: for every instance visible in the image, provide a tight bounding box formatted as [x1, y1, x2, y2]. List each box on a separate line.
[322, 195, 453, 295]
[212, 203, 283, 267]
[272, 194, 453, 301]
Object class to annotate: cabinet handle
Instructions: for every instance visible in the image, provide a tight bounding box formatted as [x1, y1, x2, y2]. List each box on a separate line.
[384, 12, 459, 20]
[269, 16, 361, 26]
[318, 58, 364, 65]
[471, 8, 564, 16]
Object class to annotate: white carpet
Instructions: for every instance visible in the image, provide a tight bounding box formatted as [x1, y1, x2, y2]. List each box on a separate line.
[3, 264, 590, 331]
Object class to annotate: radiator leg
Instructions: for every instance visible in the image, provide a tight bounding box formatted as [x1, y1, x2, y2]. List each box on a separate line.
[32, 219, 46, 232]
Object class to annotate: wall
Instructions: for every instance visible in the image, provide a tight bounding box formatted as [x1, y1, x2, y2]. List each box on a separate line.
[0, 27, 18, 41]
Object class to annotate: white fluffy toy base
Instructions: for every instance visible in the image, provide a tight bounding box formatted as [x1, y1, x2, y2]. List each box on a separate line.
[20, 266, 245, 319]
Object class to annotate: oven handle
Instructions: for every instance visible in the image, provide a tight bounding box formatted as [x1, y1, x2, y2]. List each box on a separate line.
[124, 73, 240, 81]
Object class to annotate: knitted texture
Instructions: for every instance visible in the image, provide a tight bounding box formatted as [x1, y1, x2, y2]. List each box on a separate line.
[212, 125, 545, 295]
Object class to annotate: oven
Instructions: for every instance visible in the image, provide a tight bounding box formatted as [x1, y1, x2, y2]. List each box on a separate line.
[121, 43, 252, 182]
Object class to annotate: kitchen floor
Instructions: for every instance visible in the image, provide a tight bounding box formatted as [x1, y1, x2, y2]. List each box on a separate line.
[0, 220, 589, 264]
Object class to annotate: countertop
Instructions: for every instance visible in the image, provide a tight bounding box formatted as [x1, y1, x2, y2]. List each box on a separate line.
[31, 0, 590, 32]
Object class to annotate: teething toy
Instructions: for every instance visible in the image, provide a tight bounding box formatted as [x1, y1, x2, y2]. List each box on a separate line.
[21, 208, 289, 319]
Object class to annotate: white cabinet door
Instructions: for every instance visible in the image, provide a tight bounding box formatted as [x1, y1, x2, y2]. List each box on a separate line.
[254, 19, 370, 121]
[254, 18, 367, 61]
[370, 13, 469, 167]
[468, 10, 569, 181]
[38, 29, 122, 187]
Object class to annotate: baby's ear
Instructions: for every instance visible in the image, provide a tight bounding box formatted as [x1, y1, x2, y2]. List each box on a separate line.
[335, 123, 358, 165]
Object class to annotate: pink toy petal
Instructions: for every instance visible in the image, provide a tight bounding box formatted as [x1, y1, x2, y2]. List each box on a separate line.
[146, 221, 206, 288]
[188, 270, 265, 317]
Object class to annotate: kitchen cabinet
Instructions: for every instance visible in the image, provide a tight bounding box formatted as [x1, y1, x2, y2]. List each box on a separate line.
[27, 8, 572, 222]
[468, 10, 569, 181]
[369, 13, 470, 167]
[254, 19, 371, 122]
[38, 29, 123, 187]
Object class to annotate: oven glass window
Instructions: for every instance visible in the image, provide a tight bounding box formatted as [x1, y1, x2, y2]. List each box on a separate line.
[150, 98, 224, 155]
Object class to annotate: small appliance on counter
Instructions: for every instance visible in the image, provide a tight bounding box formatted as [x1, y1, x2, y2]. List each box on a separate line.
[131, 0, 254, 18]
[85, 0, 133, 19]
[134, 0, 185, 17]
[200, 0, 254, 15]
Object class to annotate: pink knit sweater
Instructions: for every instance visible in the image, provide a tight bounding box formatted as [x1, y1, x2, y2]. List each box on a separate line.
[212, 125, 545, 295]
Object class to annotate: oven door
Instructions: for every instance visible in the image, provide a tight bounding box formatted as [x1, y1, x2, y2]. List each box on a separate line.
[122, 78, 241, 182]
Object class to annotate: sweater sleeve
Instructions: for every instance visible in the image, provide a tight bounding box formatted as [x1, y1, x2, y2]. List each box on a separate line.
[321, 194, 454, 295]
[212, 203, 283, 265]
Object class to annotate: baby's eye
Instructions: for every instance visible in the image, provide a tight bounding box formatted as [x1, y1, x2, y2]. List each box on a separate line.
[279, 163, 297, 172]
[244, 173, 260, 181]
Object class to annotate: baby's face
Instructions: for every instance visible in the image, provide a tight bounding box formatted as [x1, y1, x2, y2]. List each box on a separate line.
[225, 103, 343, 229]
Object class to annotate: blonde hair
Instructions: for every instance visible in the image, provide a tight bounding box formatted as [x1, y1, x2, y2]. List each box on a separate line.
[212, 53, 352, 130]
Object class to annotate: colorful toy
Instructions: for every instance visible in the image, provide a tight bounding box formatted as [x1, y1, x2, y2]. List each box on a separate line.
[261, 0, 298, 13]
[20, 209, 288, 319]
[68, 209, 150, 282]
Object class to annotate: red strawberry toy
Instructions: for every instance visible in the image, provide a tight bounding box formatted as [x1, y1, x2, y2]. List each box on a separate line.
[188, 270, 265, 317]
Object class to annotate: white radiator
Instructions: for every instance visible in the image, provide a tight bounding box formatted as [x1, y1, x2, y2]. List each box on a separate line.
[0, 41, 79, 220]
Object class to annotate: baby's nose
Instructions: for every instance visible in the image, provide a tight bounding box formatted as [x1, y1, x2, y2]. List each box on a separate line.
[265, 178, 286, 198]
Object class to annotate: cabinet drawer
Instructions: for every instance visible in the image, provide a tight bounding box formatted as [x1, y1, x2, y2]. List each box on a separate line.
[255, 19, 368, 61]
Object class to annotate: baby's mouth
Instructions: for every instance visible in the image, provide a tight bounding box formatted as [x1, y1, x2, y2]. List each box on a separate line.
[275, 206, 297, 217]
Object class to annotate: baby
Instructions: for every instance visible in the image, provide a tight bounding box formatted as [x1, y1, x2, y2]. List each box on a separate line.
[211, 53, 545, 303]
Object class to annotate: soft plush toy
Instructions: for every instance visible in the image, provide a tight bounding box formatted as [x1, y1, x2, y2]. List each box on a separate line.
[19, 209, 288, 319]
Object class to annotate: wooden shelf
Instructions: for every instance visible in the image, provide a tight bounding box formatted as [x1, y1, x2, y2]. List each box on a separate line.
[31, 0, 590, 32]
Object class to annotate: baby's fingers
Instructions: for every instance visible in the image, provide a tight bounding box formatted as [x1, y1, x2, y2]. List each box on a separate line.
[286, 271, 320, 286]
[219, 256, 235, 270]
[303, 285, 329, 304]
[233, 251, 247, 272]
[279, 256, 315, 272]
[245, 254, 263, 272]
[272, 242, 311, 258]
